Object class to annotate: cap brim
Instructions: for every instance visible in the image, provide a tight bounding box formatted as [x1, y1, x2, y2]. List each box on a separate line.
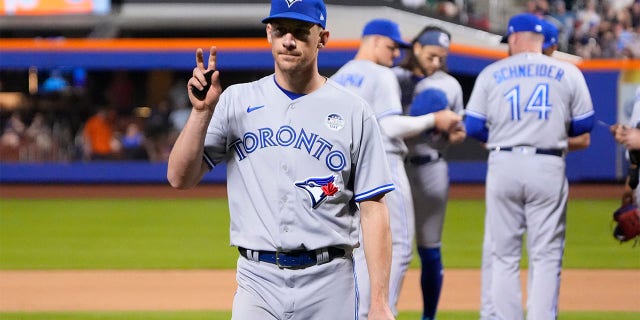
[391, 37, 411, 48]
[262, 13, 324, 28]
[398, 41, 411, 49]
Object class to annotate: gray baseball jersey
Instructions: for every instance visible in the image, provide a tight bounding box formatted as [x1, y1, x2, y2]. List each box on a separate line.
[332, 59, 414, 318]
[466, 52, 594, 320]
[406, 70, 464, 249]
[466, 52, 593, 149]
[203, 75, 395, 252]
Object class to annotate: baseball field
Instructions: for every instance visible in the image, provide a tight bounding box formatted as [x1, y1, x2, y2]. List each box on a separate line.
[0, 183, 638, 319]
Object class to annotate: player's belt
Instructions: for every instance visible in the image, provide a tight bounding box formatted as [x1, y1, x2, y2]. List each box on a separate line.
[406, 152, 442, 165]
[492, 146, 563, 157]
[238, 246, 347, 270]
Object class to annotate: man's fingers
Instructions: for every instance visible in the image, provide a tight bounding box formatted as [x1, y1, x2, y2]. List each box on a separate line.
[195, 48, 205, 69]
[208, 46, 217, 71]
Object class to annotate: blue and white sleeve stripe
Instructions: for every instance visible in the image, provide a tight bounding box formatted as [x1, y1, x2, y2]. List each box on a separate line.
[354, 184, 395, 202]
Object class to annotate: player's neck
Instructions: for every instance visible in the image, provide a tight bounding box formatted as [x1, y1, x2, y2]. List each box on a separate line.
[274, 70, 326, 94]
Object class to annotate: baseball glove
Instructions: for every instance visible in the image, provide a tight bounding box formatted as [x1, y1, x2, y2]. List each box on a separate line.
[612, 203, 640, 243]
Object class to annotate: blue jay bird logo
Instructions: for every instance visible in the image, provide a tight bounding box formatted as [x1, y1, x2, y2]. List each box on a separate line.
[295, 175, 340, 209]
[285, 0, 302, 8]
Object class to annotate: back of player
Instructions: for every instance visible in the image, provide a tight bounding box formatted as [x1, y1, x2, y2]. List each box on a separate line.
[464, 13, 594, 320]
[331, 19, 414, 319]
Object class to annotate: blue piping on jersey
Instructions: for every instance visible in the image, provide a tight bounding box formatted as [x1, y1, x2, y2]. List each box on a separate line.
[569, 112, 595, 137]
[354, 184, 395, 202]
[464, 113, 489, 143]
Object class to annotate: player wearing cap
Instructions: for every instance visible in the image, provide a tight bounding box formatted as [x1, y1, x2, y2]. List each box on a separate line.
[465, 13, 594, 320]
[167, 1, 396, 319]
[331, 19, 461, 319]
[390, 25, 465, 320]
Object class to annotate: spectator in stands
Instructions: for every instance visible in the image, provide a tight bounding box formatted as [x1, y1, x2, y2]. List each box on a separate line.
[120, 121, 149, 160]
[1, 111, 26, 149]
[550, 0, 575, 52]
[575, 0, 601, 41]
[81, 105, 120, 160]
[25, 112, 54, 158]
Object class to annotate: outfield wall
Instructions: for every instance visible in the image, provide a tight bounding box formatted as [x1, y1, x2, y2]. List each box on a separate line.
[1, 38, 638, 183]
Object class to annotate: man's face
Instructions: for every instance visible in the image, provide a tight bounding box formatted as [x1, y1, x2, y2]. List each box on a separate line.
[267, 19, 326, 74]
[413, 44, 448, 77]
[372, 36, 401, 68]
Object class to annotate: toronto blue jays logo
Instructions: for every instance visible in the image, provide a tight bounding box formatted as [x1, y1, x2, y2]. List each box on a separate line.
[285, 0, 302, 8]
[295, 175, 340, 209]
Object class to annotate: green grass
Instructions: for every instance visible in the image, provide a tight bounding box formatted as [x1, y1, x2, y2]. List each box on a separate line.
[1, 311, 638, 320]
[0, 199, 235, 269]
[1, 198, 638, 270]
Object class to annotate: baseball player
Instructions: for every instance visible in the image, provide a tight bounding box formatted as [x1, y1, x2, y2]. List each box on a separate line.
[391, 25, 465, 320]
[167, 1, 396, 319]
[465, 13, 594, 320]
[479, 18, 594, 318]
[611, 86, 640, 205]
[330, 19, 461, 319]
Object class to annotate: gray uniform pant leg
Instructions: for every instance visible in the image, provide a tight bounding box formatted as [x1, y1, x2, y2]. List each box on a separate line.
[406, 159, 448, 248]
[485, 152, 566, 320]
[480, 213, 495, 320]
[232, 255, 357, 320]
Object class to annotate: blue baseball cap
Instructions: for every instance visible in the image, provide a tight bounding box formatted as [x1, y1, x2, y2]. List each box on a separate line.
[362, 18, 411, 48]
[262, 0, 327, 29]
[501, 13, 543, 43]
[409, 88, 449, 117]
[540, 19, 558, 49]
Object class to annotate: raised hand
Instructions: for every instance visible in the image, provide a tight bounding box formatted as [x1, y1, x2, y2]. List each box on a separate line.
[188, 46, 222, 112]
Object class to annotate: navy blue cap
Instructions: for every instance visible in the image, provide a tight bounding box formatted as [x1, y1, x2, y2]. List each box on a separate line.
[362, 18, 411, 48]
[540, 19, 558, 49]
[262, 0, 327, 29]
[416, 30, 451, 49]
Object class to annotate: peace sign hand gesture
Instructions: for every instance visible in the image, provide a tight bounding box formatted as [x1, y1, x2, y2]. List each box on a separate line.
[188, 46, 222, 112]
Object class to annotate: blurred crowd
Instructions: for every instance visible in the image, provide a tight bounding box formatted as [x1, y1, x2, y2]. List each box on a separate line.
[0, 71, 192, 163]
[530, 0, 640, 59]
[398, 0, 640, 59]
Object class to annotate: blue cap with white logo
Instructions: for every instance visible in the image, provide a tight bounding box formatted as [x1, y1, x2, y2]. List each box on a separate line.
[362, 18, 411, 48]
[540, 19, 558, 50]
[262, 0, 327, 29]
[505, 13, 543, 38]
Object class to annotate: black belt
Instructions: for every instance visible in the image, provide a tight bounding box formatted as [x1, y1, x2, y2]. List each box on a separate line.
[492, 146, 563, 157]
[406, 153, 441, 165]
[238, 247, 346, 269]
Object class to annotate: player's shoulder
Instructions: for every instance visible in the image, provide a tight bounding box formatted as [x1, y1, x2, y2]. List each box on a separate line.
[224, 74, 273, 93]
[325, 78, 372, 112]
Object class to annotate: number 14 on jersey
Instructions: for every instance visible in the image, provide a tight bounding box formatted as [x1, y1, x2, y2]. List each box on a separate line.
[504, 83, 552, 120]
